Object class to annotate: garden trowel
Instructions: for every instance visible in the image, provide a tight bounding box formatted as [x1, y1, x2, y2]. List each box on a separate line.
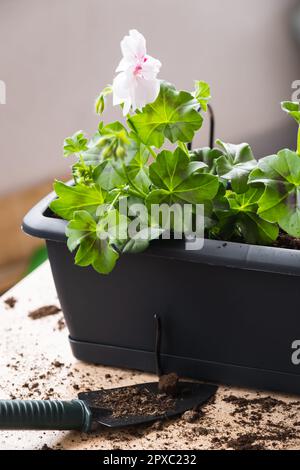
[0, 381, 217, 431]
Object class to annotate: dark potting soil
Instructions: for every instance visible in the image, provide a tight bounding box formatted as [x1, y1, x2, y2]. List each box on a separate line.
[57, 317, 65, 330]
[223, 395, 294, 414]
[225, 434, 265, 451]
[220, 394, 300, 450]
[158, 373, 179, 396]
[274, 232, 300, 250]
[93, 385, 177, 418]
[52, 360, 64, 368]
[28, 305, 61, 320]
[4, 296, 17, 308]
[225, 426, 296, 451]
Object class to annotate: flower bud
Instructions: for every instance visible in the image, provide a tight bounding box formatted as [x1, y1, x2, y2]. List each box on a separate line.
[116, 145, 125, 158]
[102, 146, 112, 159]
[95, 95, 104, 115]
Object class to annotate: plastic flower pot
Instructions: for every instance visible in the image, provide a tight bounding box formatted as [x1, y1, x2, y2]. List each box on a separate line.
[23, 188, 300, 396]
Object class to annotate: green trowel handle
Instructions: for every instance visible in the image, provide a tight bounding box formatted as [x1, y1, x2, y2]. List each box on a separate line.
[0, 399, 92, 431]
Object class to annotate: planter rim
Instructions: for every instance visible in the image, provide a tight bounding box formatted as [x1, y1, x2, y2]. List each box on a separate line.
[22, 185, 300, 277]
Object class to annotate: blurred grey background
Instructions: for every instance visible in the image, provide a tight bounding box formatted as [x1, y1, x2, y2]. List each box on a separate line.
[0, 0, 300, 290]
[1, 0, 300, 195]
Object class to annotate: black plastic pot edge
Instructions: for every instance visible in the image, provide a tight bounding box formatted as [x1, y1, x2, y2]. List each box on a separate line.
[69, 338, 300, 396]
[22, 185, 300, 278]
[22, 186, 69, 243]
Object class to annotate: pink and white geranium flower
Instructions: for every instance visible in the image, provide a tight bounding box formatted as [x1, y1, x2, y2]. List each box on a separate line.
[113, 30, 162, 116]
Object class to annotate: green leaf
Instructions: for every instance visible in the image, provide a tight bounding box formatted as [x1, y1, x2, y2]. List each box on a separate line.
[66, 210, 119, 274]
[66, 210, 97, 252]
[249, 149, 300, 237]
[80, 132, 102, 166]
[149, 147, 190, 189]
[129, 168, 151, 197]
[63, 131, 88, 157]
[91, 241, 119, 274]
[190, 147, 223, 174]
[128, 81, 203, 148]
[124, 134, 151, 196]
[97, 208, 129, 246]
[122, 226, 163, 253]
[50, 181, 105, 220]
[281, 101, 300, 124]
[92, 134, 151, 196]
[216, 187, 279, 245]
[147, 147, 219, 204]
[125, 134, 150, 175]
[194, 81, 211, 112]
[215, 140, 257, 193]
[93, 160, 126, 191]
[95, 85, 113, 115]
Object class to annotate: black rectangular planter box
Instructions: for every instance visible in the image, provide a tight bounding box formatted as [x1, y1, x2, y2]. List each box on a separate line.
[23, 189, 300, 395]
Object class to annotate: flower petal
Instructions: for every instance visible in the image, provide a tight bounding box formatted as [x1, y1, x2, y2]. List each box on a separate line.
[133, 77, 160, 111]
[113, 30, 161, 115]
[113, 70, 131, 102]
[116, 57, 132, 73]
[120, 29, 146, 62]
[141, 55, 162, 80]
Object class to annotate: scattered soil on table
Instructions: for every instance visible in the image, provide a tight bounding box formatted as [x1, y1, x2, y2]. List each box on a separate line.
[223, 395, 291, 414]
[4, 314, 300, 451]
[226, 434, 265, 450]
[4, 297, 17, 308]
[226, 424, 296, 451]
[274, 232, 300, 250]
[28, 305, 61, 320]
[158, 373, 179, 396]
[90, 386, 177, 418]
[57, 317, 65, 330]
[233, 393, 282, 414]
[218, 394, 300, 450]
[52, 360, 64, 368]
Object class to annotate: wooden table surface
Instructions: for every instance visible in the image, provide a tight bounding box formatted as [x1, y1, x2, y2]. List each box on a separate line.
[1, 261, 300, 450]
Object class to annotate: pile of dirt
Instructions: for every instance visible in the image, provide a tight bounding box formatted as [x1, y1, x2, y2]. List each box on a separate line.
[4, 297, 17, 308]
[87, 373, 181, 420]
[90, 385, 177, 418]
[158, 373, 179, 396]
[28, 305, 61, 320]
[274, 233, 300, 250]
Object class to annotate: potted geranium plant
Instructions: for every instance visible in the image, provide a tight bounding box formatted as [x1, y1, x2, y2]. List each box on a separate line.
[23, 30, 300, 395]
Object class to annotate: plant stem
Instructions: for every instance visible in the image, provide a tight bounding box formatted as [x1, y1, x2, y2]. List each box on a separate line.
[297, 125, 300, 156]
[178, 142, 189, 155]
[127, 188, 146, 199]
[147, 145, 157, 159]
[107, 190, 122, 212]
